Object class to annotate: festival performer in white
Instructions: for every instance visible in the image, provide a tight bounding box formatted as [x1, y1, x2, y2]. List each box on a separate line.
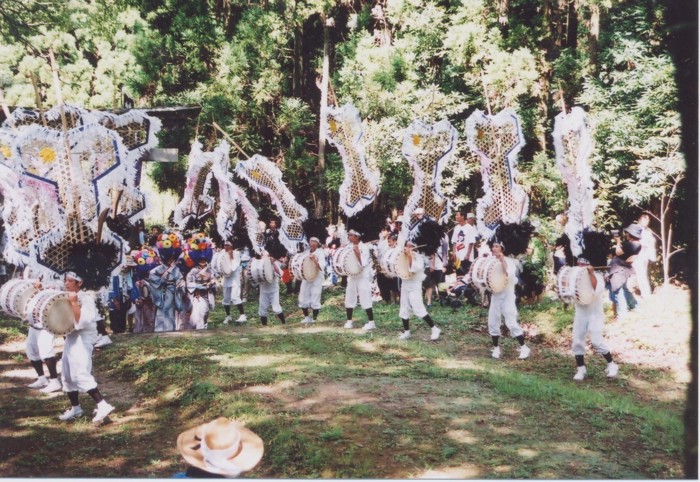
[398, 242, 441, 341]
[25, 278, 62, 393]
[343, 230, 376, 330]
[487, 241, 531, 360]
[258, 253, 287, 326]
[571, 257, 619, 380]
[299, 237, 326, 324]
[220, 241, 247, 324]
[56, 272, 115, 423]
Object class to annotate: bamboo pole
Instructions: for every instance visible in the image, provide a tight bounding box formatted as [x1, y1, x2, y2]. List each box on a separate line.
[211, 121, 250, 159]
[29, 72, 46, 127]
[0, 88, 16, 131]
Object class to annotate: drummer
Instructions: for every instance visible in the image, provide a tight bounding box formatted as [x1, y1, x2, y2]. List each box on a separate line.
[221, 240, 247, 324]
[299, 237, 327, 325]
[397, 241, 442, 341]
[487, 240, 531, 360]
[343, 229, 375, 331]
[571, 257, 619, 381]
[258, 252, 287, 326]
[25, 276, 62, 394]
[56, 272, 115, 423]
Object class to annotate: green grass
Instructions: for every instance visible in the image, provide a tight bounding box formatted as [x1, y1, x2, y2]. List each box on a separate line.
[0, 285, 690, 478]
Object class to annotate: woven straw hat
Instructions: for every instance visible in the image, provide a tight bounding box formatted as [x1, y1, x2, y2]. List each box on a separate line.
[177, 417, 264, 476]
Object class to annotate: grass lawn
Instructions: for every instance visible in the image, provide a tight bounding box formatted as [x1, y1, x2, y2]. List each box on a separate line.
[0, 283, 690, 478]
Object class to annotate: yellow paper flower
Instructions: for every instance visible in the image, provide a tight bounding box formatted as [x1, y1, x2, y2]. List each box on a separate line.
[38, 147, 56, 164]
[412, 134, 421, 146]
[168, 233, 178, 242]
[0, 145, 11, 158]
[162, 239, 172, 248]
[328, 118, 338, 133]
[251, 170, 261, 180]
[197, 232, 205, 239]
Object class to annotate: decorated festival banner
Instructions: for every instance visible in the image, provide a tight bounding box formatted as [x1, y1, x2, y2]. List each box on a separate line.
[401, 119, 457, 227]
[465, 108, 529, 239]
[173, 141, 219, 228]
[234, 154, 307, 254]
[323, 104, 380, 217]
[552, 107, 596, 256]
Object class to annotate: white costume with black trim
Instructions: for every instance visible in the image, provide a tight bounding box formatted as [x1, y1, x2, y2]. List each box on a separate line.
[572, 272, 609, 356]
[258, 259, 283, 316]
[61, 291, 99, 393]
[344, 243, 373, 310]
[298, 248, 326, 310]
[487, 256, 524, 338]
[399, 253, 428, 319]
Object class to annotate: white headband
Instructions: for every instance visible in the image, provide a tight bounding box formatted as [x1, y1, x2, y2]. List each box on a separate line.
[64, 272, 83, 282]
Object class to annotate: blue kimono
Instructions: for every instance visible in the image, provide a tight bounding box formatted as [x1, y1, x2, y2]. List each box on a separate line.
[148, 263, 189, 332]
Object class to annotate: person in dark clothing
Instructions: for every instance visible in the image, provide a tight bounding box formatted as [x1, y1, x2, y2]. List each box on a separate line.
[607, 223, 642, 320]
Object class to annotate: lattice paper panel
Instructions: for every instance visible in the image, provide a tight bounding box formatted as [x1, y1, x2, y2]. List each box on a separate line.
[324, 104, 380, 217]
[4, 105, 90, 131]
[210, 141, 261, 253]
[465, 109, 529, 238]
[402, 119, 456, 225]
[174, 141, 221, 228]
[235, 154, 307, 253]
[553, 107, 595, 256]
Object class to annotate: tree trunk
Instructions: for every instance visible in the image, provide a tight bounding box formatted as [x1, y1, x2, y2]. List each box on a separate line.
[293, 25, 303, 97]
[318, 16, 330, 173]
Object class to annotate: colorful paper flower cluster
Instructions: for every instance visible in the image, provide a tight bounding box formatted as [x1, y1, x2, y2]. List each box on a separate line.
[156, 231, 183, 263]
[183, 232, 214, 267]
[132, 247, 160, 275]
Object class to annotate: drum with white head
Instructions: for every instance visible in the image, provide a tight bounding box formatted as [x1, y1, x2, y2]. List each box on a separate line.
[246, 257, 274, 284]
[556, 266, 595, 305]
[379, 247, 412, 280]
[332, 245, 362, 277]
[0, 279, 39, 319]
[469, 257, 508, 293]
[25, 289, 76, 335]
[290, 253, 320, 281]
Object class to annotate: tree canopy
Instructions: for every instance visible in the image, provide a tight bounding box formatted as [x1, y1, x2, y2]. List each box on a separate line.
[0, 0, 688, 271]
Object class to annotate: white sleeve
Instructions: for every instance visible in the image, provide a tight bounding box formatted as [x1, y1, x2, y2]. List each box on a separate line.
[76, 292, 98, 331]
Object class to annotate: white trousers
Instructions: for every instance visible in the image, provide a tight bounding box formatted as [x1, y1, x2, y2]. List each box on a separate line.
[26, 327, 56, 361]
[345, 276, 373, 309]
[488, 289, 523, 338]
[259, 288, 283, 316]
[222, 278, 242, 306]
[299, 277, 323, 309]
[632, 258, 652, 298]
[399, 285, 428, 319]
[572, 310, 609, 356]
[61, 332, 97, 393]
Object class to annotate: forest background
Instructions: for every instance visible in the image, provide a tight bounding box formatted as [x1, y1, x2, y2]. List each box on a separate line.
[0, 0, 691, 280]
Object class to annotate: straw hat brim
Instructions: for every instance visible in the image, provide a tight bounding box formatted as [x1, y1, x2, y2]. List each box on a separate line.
[177, 422, 264, 475]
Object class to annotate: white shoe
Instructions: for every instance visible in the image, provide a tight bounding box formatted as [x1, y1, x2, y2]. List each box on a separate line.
[606, 362, 619, 378]
[94, 335, 112, 348]
[362, 321, 376, 331]
[58, 405, 84, 421]
[399, 330, 411, 340]
[92, 402, 115, 423]
[235, 314, 247, 323]
[491, 346, 501, 359]
[223, 316, 232, 325]
[40, 378, 62, 393]
[344, 320, 353, 329]
[430, 326, 441, 341]
[573, 366, 587, 381]
[518, 344, 531, 360]
[27, 376, 48, 389]
[300, 316, 312, 325]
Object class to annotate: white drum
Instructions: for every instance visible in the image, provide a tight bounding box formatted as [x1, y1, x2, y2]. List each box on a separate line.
[0, 279, 40, 319]
[380, 247, 412, 280]
[557, 266, 595, 305]
[217, 250, 240, 276]
[291, 253, 319, 281]
[25, 289, 76, 335]
[247, 257, 274, 284]
[332, 245, 362, 277]
[469, 257, 508, 293]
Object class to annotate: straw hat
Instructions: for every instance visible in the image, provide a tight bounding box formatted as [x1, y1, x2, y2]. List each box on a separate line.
[177, 417, 264, 476]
